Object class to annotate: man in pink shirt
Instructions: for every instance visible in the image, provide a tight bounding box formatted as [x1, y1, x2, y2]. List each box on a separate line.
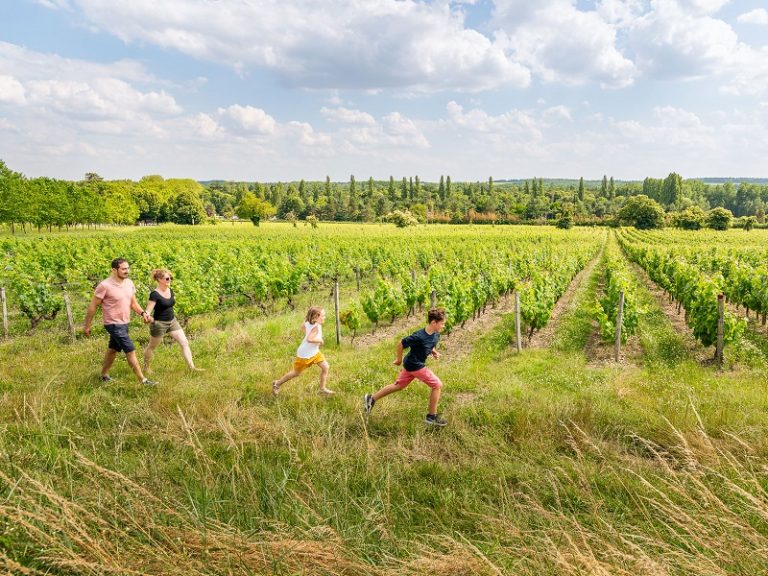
[84, 258, 157, 386]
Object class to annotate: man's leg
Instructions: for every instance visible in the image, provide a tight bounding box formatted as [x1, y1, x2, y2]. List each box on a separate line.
[126, 351, 147, 383]
[101, 348, 118, 377]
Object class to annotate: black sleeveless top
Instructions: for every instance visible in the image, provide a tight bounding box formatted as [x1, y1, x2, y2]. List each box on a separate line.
[149, 289, 175, 321]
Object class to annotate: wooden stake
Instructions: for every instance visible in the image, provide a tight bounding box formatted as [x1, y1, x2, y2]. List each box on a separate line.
[1, 287, 8, 339]
[716, 293, 724, 368]
[333, 279, 341, 345]
[514, 291, 522, 353]
[614, 291, 624, 362]
[63, 292, 76, 342]
[430, 290, 436, 310]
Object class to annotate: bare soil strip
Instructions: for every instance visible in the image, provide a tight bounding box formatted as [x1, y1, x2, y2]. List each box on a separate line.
[627, 261, 713, 364]
[527, 255, 601, 349]
[583, 272, 644, 368]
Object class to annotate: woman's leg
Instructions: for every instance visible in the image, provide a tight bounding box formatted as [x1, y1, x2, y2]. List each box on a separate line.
[143, 336, 163, 373]
[169, 329, 197, 370]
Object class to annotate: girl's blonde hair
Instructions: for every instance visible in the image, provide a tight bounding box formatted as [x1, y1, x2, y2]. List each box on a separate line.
[151, 268, 172, 282]
[305, 306, 323, 324]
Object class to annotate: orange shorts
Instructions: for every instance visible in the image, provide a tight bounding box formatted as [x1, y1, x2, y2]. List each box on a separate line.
[293, 352, 326, 373]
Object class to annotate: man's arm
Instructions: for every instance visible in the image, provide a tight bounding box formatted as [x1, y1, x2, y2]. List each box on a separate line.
[83, 296, 102, 336]
[131, 294, 151, 323]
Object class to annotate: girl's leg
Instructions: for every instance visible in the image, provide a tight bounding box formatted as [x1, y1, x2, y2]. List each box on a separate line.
[169, 329, 198, 370]
[272, 368, 301, 394]
[143, 336, 163, 373]
[318, 361, 333, 394]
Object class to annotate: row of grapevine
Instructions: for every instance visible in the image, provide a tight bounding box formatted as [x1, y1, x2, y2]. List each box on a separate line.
[617, 231, 746, 349]
[354, 241, 598, 336]
[593, 237, 640, 344]
[0, 225, 606, 335]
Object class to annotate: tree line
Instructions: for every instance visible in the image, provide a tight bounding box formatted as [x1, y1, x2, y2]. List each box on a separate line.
[2, 159, 767, 231]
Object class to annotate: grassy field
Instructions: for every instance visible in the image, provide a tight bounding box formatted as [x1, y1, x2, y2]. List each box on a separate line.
[2, 225, 768, 575]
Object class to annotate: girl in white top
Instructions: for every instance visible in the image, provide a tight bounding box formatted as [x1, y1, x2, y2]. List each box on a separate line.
[272, 306, 334, 396]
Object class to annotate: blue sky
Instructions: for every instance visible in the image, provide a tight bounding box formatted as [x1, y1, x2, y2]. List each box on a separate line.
[1, 0, 767, 182]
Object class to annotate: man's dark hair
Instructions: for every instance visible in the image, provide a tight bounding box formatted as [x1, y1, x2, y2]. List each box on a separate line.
[427, 308, 445, 323]
[111, 257, 129, 270]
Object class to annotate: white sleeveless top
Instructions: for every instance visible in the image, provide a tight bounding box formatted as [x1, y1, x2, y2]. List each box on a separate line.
[296, 321, 321, 358]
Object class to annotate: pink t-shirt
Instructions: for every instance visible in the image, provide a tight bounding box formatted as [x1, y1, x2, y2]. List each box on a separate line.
[94, 277, 136, 325]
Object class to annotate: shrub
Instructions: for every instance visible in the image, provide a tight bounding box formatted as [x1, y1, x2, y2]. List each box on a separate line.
[706, 207, 733, 230]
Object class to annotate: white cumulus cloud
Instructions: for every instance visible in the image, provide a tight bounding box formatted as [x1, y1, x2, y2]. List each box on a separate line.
[493, 0, 636, 88]
[57, 0, 531, 93]
[737, 8, 768, 25]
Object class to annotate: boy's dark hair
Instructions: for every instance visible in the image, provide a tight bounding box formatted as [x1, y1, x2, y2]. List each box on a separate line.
[427, 308, 445, 323]
[111, 257, 128, 270]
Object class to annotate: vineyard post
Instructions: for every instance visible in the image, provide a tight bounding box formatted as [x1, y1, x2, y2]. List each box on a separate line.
[411, 269, 416, 282]
[614, 290, 624, 362]
[716, 293, 724, 368]
[514, 291, 522, 353]
[333, 278, 341, 345]
[1, 287, 7, 339]
[63, 291, 76, 343]
[355, 267, 360, 292]
[430, 290, 436, 310]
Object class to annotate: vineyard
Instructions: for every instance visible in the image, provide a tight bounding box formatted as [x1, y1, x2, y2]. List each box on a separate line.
[2, 223, 768, 575]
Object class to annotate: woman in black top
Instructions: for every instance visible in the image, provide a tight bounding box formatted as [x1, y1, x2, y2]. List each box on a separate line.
[143, 268, 202, 374]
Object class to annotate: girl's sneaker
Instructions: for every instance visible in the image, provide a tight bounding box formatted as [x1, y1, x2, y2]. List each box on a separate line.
[319, 387, 335, 396]
[424, 413, 447, 427]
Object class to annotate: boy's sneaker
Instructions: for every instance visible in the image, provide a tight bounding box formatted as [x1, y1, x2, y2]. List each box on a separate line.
[100, 375, 114, 383]
[363, 393, 375, 414]
[142, 378, 158, 387]
[425, 413, 447, 427]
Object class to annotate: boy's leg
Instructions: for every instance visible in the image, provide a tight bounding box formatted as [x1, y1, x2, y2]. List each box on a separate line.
[428, 386, 441, 415]
[373, 370, 414, 401]
[412, 368, 443, 414]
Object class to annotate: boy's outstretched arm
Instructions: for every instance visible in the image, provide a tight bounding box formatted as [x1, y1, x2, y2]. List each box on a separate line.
[393, 341, 404, 365]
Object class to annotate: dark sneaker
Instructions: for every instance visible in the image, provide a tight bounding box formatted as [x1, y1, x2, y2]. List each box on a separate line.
[142, 378, 158, 387]
[425, 413, 447, 427]
[100, 375, 114, 383]
[363, 393, 375, 414]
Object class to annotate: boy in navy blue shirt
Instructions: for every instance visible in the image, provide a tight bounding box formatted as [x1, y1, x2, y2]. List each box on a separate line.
[364, 308, 447, 426]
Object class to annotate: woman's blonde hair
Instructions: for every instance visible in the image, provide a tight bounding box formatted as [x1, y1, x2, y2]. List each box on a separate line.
[151, 268, 171, 282]
[305, 306, 323, 323]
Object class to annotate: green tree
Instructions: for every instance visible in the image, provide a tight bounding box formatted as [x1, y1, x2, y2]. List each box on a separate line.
[617, 195, 665, 229]
[661, 172, 683, 208]
[236, 192, 276, 225]
[578, 177, 585, 202]
[672, 205, 705, 230]
[706, 207, 733, 230]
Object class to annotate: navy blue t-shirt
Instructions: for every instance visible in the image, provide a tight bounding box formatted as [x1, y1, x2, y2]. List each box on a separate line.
[402, 328, 439, 371]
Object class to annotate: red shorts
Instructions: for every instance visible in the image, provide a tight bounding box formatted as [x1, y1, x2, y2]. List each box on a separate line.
[394, 367, 442, 390]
